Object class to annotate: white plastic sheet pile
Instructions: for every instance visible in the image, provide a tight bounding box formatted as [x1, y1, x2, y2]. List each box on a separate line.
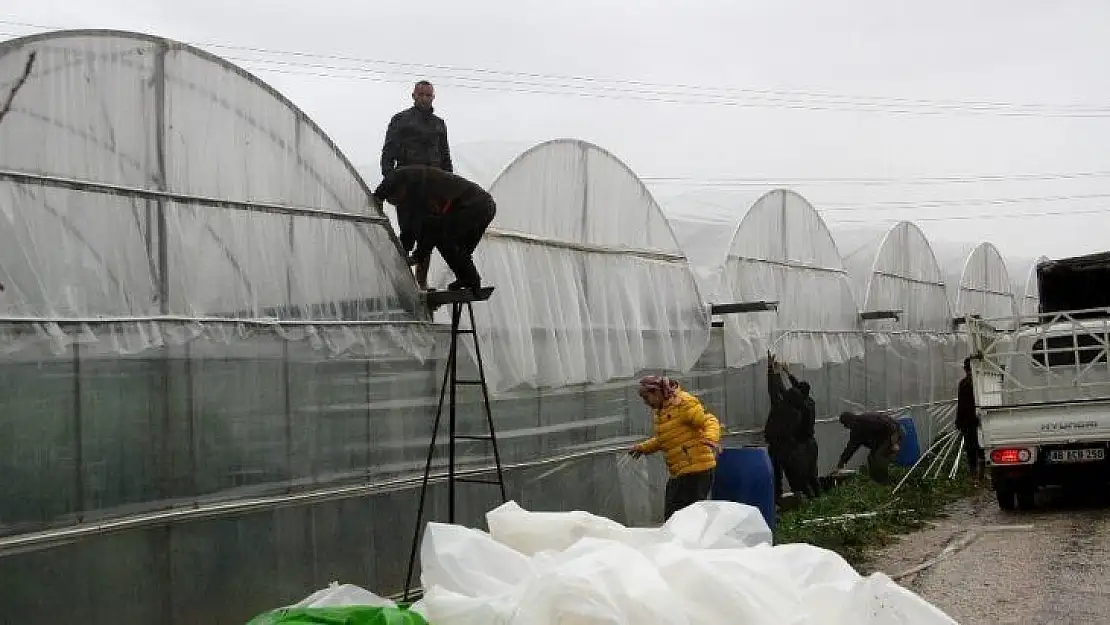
[415, 500, 956, 625]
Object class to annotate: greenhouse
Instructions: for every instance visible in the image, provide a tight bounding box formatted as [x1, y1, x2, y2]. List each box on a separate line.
[716, 189, 864, 370]
[832, 221, 952, 333]
[0, 29, 442, 624]
[932, 240, 1018, 327]
[425, 138, 711, 394]
[831, 222, 962, 424]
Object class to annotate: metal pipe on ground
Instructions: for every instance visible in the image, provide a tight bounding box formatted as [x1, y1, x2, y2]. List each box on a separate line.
[892, 429, 958, 495]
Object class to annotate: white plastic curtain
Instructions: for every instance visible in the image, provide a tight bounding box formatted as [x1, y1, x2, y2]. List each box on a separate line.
[0, 32, 428, 358]
[719, 189, 864, 369]
[426, 139, 712, 393]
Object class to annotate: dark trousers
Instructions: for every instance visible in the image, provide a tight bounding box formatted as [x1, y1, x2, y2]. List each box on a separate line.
[770, 443, 813, 499]
[793, 438, 822, 498]
[866, 439, 896, 484]
[768, 444, 789, 501]
[425, 198, 496, 290]
[664, 469, 715, 519]
[960, 426, 984, 476]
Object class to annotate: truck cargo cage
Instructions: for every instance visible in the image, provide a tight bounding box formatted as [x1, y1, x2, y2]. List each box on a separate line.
[968, 307, 1110, 408]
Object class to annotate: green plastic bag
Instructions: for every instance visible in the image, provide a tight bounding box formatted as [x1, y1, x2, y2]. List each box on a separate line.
[244, 604, 428, 625]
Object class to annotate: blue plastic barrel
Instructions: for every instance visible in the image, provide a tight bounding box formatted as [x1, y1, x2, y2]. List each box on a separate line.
[710, 446, 776, 531]
[895, 414, 922, 467]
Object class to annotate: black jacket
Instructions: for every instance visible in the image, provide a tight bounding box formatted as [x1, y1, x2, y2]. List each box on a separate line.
[764, 365, 804, 447]
[955, 375, 978, 431]
[838, 412, 902, 467]
[380, 106, 453, 176]
[372, 166, 491, 255]
[788, 373, 817, 441]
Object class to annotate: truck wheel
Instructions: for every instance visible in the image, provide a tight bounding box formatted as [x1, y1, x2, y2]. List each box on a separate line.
[1017, 486, 1035, 510]
[995, 485, 1017, 511]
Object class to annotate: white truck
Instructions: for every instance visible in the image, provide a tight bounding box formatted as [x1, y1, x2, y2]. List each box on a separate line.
[967, 251, 1110, 511]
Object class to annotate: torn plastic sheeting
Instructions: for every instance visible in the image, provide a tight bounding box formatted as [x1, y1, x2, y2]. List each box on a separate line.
[417, 500, 956, 624]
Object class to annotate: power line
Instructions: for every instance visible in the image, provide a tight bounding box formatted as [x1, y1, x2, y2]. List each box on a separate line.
[642, 170, 1110, 186]
[825, 206, 1109, 223]
[220, 56, 1110, 118]
[819, 192, 1110, 212]
[4, 18, 1110, 118]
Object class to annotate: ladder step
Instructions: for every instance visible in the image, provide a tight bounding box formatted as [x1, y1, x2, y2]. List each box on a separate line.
[453, 329, 476, 335]
[455, 380, 486, 386]
[454, 434, 494, 441]
[455, 477, 504, 486]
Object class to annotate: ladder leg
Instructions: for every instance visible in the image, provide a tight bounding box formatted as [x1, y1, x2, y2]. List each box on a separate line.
[466, 301, 508, 502]
[448, 302, 462, 524]
[402, 311, 457, 601]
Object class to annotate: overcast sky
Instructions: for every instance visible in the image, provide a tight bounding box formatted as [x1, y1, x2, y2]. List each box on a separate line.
[3, 1, 1110, 268]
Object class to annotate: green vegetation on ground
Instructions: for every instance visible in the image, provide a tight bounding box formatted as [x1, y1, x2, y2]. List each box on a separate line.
[773, 465, 978, 569]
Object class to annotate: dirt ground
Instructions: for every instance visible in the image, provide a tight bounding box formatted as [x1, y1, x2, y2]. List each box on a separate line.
[867, 486, 1110, 624]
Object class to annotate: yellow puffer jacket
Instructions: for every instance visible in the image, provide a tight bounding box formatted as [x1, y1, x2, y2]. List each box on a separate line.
[634, 390, 722, 477]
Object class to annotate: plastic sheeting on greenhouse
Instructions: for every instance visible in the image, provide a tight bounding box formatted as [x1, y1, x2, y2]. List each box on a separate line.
[931, 240, 1017, 327]
[831, 222, 952, 333]
[0, 30, 428, 358]
[1008, 255, 1049, 317]
[655, 189, 749, 305]
[418, 139, 711, 393]
[415, 500, 957, 625]
[707, 189, 863, 369]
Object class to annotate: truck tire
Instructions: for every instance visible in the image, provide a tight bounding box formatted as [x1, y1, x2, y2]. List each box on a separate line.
[995, 484, 1017, 511]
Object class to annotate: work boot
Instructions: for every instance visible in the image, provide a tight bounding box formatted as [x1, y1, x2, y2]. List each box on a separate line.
[448, 279, 483, 297]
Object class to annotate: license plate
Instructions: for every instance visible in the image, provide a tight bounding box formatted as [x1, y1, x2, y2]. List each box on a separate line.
[1047, 448, 1106, 463]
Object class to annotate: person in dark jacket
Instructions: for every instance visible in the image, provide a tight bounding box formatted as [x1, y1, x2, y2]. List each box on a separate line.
[372, 165, 495, 293]
[764, 353, 811, 500]
[956, 357, 985, 483]
[785, 368, 822, 497]
[833, 411, 903, 484]
[380, 80, 453, 177]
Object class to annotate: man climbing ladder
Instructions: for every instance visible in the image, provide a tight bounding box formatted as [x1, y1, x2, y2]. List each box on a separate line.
[372, 165, 496, 294]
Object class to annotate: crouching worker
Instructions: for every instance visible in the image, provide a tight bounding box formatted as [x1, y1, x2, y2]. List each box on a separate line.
[832, 411, 903, 484]
[372, 165, 496, 293]
[629, 376, 722, 519]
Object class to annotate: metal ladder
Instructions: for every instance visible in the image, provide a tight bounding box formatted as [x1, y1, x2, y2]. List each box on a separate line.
[403, 286, 507, 601]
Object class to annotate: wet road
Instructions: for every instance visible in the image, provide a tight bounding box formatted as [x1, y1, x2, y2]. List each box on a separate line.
[870, 488, 1110, 624]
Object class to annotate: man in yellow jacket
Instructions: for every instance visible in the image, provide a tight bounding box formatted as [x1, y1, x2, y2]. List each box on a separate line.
[630, 375, 722, 519]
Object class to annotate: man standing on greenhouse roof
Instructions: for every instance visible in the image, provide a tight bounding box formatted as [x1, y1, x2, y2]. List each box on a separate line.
[380, 80, 454, 177]
[372, 165, 496, 295]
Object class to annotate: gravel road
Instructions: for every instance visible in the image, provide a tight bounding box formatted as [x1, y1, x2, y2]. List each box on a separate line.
[868, 487, 1110, 624]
